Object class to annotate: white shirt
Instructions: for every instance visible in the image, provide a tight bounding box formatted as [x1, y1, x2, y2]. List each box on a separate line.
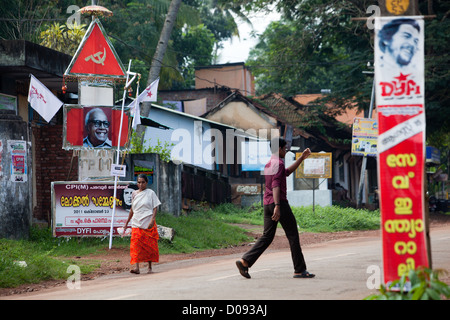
[130, 189, 161, 229]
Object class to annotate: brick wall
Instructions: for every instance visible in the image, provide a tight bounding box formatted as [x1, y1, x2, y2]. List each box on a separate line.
[32, 124, 78, 222]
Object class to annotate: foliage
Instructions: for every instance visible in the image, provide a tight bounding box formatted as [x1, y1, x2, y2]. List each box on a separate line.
[172, 23, 216, 88]
[129, 130, 174, 162]
[243, 0, 449, 141]
[0, 0, 246, 89]
[365, 267, 450, 300]
[202, 202, 380, 233]
[1, 203, 382, 288]
[39, 22, 86, 55]
[292, 205, 380, 232]
[0, 226, 105, 288]
[0, 214, 249, 288]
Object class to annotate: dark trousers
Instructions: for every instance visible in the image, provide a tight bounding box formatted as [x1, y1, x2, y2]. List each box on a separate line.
[242, 202, 307, 273]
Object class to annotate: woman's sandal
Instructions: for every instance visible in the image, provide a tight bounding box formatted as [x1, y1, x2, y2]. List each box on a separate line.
[293, 271, 315, 278]
[130, 269, 140, 274]
[236, 260, 251, 279]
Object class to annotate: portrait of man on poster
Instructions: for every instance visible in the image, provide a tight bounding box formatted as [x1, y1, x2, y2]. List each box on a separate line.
[377, 18, 421, 76]
[83, 108, 113, 148]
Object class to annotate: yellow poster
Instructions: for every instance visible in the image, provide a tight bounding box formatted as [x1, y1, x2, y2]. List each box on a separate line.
[351, 117, 378, 157]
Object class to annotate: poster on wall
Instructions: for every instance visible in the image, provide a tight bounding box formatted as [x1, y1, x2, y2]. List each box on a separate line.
[375, 16, 428, 286]
[51, 181, 136, 237]
[0, 93, 17, 113]
[8, 140, 27, 182]
[62, 105, 130, 150]
[351, 118, 378, 157]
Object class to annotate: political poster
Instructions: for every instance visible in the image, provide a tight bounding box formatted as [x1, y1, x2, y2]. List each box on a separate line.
[351, 118, 378, 157]
[375, 16, 429, 286]
[8, 140, 27, 182]
[51, 181, 136, 237]
[62, 105, 130, 150]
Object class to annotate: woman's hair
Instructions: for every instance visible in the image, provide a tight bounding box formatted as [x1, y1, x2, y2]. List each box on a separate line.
[137, 174, 148, 183]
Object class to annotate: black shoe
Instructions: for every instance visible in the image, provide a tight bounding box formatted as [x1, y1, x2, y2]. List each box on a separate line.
[236, 260, 251, 279]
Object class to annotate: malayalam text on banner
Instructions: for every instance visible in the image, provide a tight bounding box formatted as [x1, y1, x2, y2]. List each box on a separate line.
[375, 16, 428, 286]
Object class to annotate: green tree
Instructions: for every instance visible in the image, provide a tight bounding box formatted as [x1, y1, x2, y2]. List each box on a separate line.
[39, 22, 86, 55]
[243, 0, 449, 139]
[172, 23, 216, 89]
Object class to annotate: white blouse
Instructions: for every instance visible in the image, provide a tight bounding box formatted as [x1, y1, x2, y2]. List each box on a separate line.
[130, 189, 161, 229]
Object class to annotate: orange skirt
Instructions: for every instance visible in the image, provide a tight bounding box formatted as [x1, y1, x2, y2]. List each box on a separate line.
[130, 225, 159, 265]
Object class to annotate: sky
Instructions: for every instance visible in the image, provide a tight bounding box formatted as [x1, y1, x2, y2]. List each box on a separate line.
[216, 9, 281, 64]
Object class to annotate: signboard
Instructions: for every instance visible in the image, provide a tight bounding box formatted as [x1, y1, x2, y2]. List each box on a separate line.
[241, 140, 271, 172]
[0, 93, 17, 113]
[352, 118, 378, 157]
[79, 81, 114, 106]
[52, 181, 136, 237]
[78, 149, 115, 181]
[375, 16, 428, 286]
[295, 153, 332, 179]
[64, 18, 126, 80]
[111, 164, 126, 177]
[425, 146, 440, 165]
[62, 105, 130, 150]
[378, 0, 419, 16]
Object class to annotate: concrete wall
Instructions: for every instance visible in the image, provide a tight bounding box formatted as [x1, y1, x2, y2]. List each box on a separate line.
[123, 153, 182, 217]
[0, 111, 32, 239]
[195, 63, 255, 96]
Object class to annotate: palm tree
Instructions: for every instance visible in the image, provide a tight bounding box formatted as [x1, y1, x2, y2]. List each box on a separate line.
[135, 0, 182, 141]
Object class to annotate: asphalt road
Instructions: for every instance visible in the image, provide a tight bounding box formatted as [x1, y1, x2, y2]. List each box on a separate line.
[3, 225, 450, 301]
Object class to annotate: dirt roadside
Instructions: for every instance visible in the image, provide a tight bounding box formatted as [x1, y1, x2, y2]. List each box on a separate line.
[1, 213, 449, 297]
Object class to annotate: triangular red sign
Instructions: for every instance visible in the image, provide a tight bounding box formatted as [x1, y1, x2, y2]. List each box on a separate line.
[65, 19, 126, 79]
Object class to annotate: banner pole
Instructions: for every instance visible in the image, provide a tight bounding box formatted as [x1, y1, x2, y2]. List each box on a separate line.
[109, 60, 132, 249]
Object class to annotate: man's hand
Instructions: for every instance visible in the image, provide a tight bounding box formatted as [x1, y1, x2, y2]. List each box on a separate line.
[287, 148, 312, 175]
[272, 205, 281, 221]
[301, 148, 311, 160]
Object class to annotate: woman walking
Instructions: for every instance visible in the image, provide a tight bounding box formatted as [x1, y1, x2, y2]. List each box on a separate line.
[124, 174, 161, 274]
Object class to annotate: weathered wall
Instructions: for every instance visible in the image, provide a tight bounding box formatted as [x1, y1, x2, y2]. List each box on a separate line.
[0, 111, 32, 239]
[32, 124, 78, 222]
[124, 153, 182, 217]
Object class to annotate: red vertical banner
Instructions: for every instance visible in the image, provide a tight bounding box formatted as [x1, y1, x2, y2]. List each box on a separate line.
[375, 16, 429, 286]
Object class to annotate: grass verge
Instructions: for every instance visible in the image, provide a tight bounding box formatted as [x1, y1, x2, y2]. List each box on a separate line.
[0, 203, 380, 288]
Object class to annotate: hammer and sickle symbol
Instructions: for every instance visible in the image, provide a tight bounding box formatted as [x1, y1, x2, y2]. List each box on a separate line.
[85, 48, 106, 66]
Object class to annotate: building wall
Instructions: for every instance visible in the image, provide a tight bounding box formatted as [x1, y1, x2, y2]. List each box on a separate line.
[195, 64, 255, 96]
[0, 111, 32, 239]
[143, 105, 216, 171]
[32, 124, 78, 222]
[205, 101, 275, 134]
[158, 88, 230, 115]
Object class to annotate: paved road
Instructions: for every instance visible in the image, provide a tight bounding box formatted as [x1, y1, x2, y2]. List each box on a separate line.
[4, 226, 450, 301]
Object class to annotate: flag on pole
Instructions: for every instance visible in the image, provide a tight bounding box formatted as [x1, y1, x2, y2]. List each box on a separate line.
[131, 85, 141, 130]
[28, 75, 63, 123]
[128, 78, 159, 129]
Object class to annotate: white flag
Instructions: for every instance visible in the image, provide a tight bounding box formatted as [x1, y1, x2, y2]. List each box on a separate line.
[131, 93, 141, 130]
[128, 77, 159, 110]
[28, 75, 63, 123]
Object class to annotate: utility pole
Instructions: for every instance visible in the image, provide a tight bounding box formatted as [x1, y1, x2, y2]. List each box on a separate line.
[356, 77, 375, 208]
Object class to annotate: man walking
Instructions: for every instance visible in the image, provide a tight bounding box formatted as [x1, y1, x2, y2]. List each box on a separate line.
[236, 137, 315, 279]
